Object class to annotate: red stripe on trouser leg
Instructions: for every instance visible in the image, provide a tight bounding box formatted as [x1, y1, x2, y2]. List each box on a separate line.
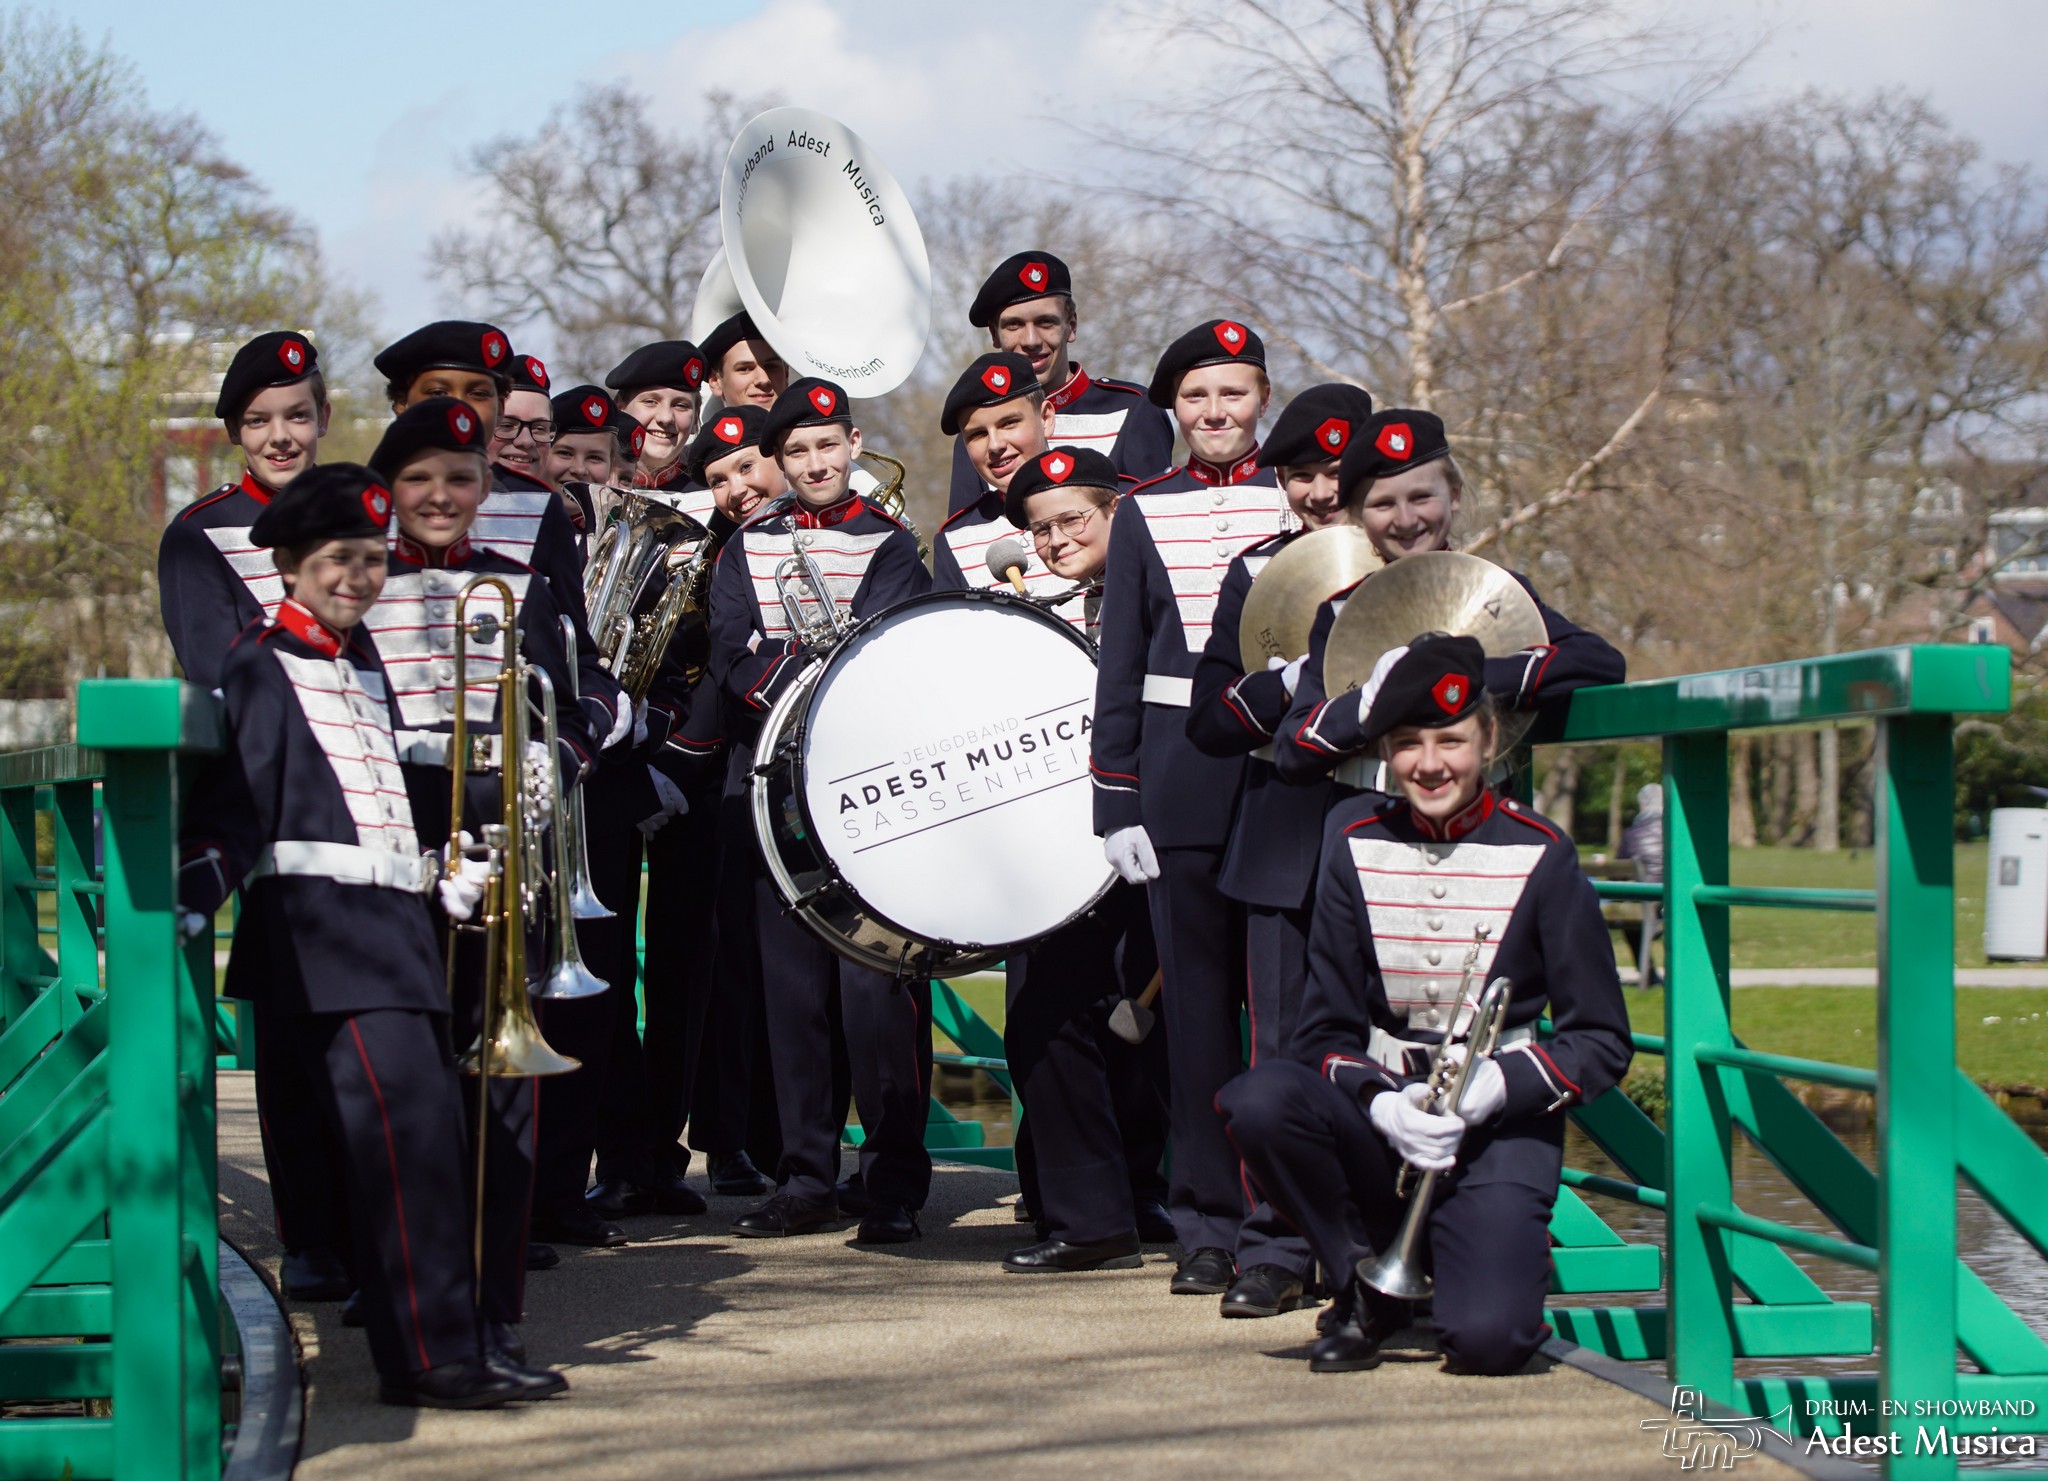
[348, 1019, 432, 1372]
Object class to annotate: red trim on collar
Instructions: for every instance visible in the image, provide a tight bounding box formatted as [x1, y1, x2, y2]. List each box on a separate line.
[1184, 447, 1265, 486]
[275, 599, 343, 656]
[634, 460, 687, 490]
[1413, 788, 1496, 842]
[793, 494, 864, 530]
[238, 470, 275, 506]
[392, 531, 473, 567]
[1045, 364, 1093, 412]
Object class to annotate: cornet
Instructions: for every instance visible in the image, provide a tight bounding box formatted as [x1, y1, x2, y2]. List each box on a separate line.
[775, 536, 851, 650]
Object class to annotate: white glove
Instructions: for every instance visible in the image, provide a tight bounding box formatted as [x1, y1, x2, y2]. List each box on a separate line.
[747, 631, 763, 653]
[1355, 644, 1410, 731]
[638, 767, 689, 836]
[1445, 1050, 1508, 1126]
[1266, 653, 1307, 697]
[1369, 1081, 1465, 1171]
[523, 741, 556, 826]
[1104, 825, 1161, 885]
[602, 699, 633, 750]
[437, 834, 492, 922]
[632, 699, 650, 747]
[176, 911, 209, 946]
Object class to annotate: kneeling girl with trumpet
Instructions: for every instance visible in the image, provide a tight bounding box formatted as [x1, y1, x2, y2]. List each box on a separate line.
[1216, 636, 1632, 1376]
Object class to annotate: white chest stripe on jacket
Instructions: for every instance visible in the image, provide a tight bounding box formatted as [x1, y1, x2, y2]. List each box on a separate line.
[365, 569, 533, 729]
[274, 650, 419, 855]
[471, 490, 552, 566]
[1050, 408, 1129, 453]
[941, 515, 1075, 602]
[743, 527, 893, 640]
[1135, 488, 1291, 651]
[1346, 836, 1543, 1030]
[203, 526, 287, 616]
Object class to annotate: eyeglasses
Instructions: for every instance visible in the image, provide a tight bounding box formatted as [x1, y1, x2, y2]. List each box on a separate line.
[1027, 507, 1099, 546]
[494, 416, 556, 444]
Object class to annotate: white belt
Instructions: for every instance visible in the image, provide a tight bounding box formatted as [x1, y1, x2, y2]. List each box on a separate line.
[249, 841, 438, 895]
[395, 730, 504, 771]
[1332, 756, 1385, 791]
[1369, 1019, 1535, 1072]
[1142, 674, 1192, 706]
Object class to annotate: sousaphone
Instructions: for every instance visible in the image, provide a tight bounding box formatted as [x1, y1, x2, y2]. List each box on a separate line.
[1322, 551, 1547, 751]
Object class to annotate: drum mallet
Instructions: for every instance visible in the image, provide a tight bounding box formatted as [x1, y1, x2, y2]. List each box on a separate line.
[985, 535, 1032, 597]
[1108, 969, 1164, 1045]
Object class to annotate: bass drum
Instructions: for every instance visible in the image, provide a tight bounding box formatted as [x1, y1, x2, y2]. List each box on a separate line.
[750, 589, 1114, 978]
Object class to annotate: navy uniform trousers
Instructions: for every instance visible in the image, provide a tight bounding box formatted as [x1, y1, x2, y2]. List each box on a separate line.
[279, 1008, 477, 1378]
[254, 1008, 353, 1270]
[1233, 901, 1316, 1279]
[696, 783, 782, 1174]
[1219, 1059, 1556, 1375]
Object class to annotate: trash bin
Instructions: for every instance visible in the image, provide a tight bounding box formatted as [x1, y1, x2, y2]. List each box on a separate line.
[1984, 807, 2048, 960]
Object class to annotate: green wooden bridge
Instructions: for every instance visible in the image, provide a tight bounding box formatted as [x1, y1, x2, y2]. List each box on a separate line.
[1, 645, 2044, 1479]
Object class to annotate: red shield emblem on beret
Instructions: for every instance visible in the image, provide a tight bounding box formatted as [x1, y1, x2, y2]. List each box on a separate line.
[981, 364, 1012, 395]
[362, 484, 392, 523]
[1019, 260, 1049, 292]
[1376, 421, 1414, 460]
[581, 395, 609, 426]
[278, 338, 307, 373]
[715, 416, 743, 444]
[522, 356, 549, 389]
[480, 331, 507, 367]
[1041, 453, 1072, 482]
[1214, 321, 1249, 355]
[1432, 672, 1469, 714]
[808, 385, 837, 415]
[629, 426, 646, 457]
[1316, 417, 1351, 454]
[448, 405, 476, 442]
[684, 356, 705, 388]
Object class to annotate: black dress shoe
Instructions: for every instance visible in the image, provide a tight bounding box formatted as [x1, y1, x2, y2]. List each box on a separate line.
[1221, 1264, 1307, 1318]
[585, 1178, 654, 1217]
[481, 1348, 569, 1401]
[379, 1357, 526, 1410]
[1170, 1247, 1236, 1295]
[1309, 1279, 1405, 1373]
[709, 1152, 773, 1197]
[526, 1242, 559, 1271]
[642, 1169, 708, 1216]
[1134, 1199, 1176, 1245]
[532, 1204, 628, 1248]
[340, 1289, 365, 1328]
[854, 1203, 920, 1244]
[282, 1247, 352, 1302]
[730, 1192, 841, 1237]
[1003, 1232, 1142, 1273]
[834, 1175, 873, 1217]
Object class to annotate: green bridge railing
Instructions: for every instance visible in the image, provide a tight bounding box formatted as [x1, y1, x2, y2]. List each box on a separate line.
[6, 646, 2047, 1479]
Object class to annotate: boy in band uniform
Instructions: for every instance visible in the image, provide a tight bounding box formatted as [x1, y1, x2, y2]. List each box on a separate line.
[1186, 384, 1377, 1319]
[606, 340, 709, 498]
[158, 329, 352, 1303]
[545, 384, 646, 536]
[492, 353, 556, 489]
[945, 251, 1172, 515]
[699, 312, 790, 413]
[1218, 637, 1632, 1375]
[705, 376, 933, 1242]
[177, 464, 560, 1407]
[1272, 410, 1624, 788]
[1089, 319, 1292, 1296]
[357, 398, 596, 1358]
[931, 352, 1069, 598]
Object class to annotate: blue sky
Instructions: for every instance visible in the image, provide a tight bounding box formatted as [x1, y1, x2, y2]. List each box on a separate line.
[52, 0, 2048, 351]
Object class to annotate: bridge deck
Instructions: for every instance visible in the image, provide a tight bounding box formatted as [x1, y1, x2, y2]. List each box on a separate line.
[215, 1072, 1787, 1480]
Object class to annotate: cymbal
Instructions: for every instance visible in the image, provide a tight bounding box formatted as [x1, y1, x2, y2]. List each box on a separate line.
[1323, 551, 1546, 749]
[1236, 526, 1383, 671]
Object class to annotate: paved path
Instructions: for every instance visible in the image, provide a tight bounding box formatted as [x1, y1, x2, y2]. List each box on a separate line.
[214, 1073, 1778, 1481]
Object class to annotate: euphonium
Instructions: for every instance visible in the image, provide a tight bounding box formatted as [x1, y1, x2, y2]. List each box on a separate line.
[583, 490, 714, 699]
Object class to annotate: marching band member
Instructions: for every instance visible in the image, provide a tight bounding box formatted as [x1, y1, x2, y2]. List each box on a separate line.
[177, 464, 557, 1406]
[706, 377, 932, 1242]
[1273, 411, 1624, 786]
[605, 340, 708, 496]
[945, 251, 1172, 515]
[1217, 636, 1631, 1374]
[931, 351, 1066, 597]
[159, 329, 352, 1304]
[699, 311, 790, 413]
[1090, 319, 1291, 1296]
[360, 398, 596, 1356]
[490, 353, 556, 489]
[1186, 383, 1375, 1319]
[545, 384, 646, 537]
[996, 447, 1166, 1273]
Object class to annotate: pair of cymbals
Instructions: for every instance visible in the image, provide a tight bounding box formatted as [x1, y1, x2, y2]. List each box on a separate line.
[1236, 526, 1383, 670]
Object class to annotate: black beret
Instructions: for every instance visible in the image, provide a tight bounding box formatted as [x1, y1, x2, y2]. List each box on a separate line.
[508, 353, 551, 394]
[1259, 384, 1375, 468]
[551, 385, 644, 458]
[1339, 409, 1451, 495]
[215, 331, 319, 421]
[368, 397, 490, 481]
[686, 404, 769, 483]
[1147, 319, 1267, 406]
[248, 463, 390, 549]
[760, 377, 852, 456]
[373, 320, 513, 388]
[1003, 445, 1119, 529]
[699, 312, 767, 375]
[939, 352, 1039, 436]
[605, 340, 705, 396]
[968, 251, 1072, 329]
[1360, 634, 1488, 745]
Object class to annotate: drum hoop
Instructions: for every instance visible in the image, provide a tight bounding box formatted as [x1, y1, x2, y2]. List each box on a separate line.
[786, 587, 1115, 955]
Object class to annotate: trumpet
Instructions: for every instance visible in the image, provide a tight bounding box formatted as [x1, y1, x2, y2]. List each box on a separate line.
[775, 535, 851, 649]
[584, 490, 715, 700]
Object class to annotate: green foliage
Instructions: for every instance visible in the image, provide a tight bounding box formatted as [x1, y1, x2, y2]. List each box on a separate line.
[1955, 682, 2048, 839]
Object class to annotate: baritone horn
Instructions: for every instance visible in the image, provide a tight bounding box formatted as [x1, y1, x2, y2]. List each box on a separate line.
[584, 491, 714, 697]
